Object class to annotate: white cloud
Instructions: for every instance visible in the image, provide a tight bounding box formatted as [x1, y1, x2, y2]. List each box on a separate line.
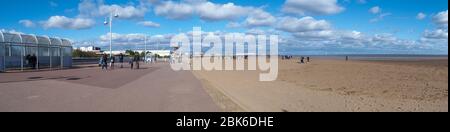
[154, 1, 195, 20]
[196, 2, 253, 21]
[246, 28, 268, 35]
[433, 10, 448, 28]
[357, 0, 367, 4]
[154, 1, 254, 21]
[100, 33, 145, 42]
[245, 9, 276, 27]
[276, 16, 331, 33]
[226, 22, 242, 28]
[78, 0, 147, 20]
[19, 20, 36, 28]
[369, 6, 391, 23]
[41, 16, 95, 30]
[98, 4, 147, 19]
[423, 29, 448, 40]
[369, 6, 381, 14]
[50, 1, 58, 7]
[416, 12, 427, 20]
[372, 33, 397, 43]
[137, 21, 161, 28]
[340, 30, 363, 40]
[370, 13, 391, 23]
[293, 30, 335, 40]
[0, 29, 24, 34]
[98, 33, 175, 49]
[282, 0, 345, 15]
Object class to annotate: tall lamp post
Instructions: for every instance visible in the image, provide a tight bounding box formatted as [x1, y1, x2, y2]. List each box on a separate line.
[104, 10, 119, 58]
[144, 35, 147, 62]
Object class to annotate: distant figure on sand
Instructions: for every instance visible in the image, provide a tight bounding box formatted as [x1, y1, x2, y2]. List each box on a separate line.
[307, 57, 310, 63]
[346, 56, 349, 61]
[300, 57, 305, 64]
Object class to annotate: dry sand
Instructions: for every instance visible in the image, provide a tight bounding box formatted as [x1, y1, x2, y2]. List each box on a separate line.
[193, 57, 448, 112]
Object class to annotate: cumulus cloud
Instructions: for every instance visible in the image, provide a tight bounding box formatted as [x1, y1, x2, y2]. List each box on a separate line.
[370, 13, 391, 23]
[137, 21, 161, 28]
[100, 33, 145, 42]
[293, 30, 335, 40]
[154, 1, 195, 20]
[419, 10, 448, 45]
[276, 16, 331, 33]
[423, 29, 448, 40]
[19, 20, 36, 28]
[369, 6, 381, 14]
[244, 9, 276, 27]
[196, 2, 253, 21]
[96, 32, 176, 50]
[41, 16, 95, 30]
[226, 22, 242, 28]
[416, 12, 427, 20]
[98, 4, 147, 19]
[0, 29, 24, 34]
[433, 10, 448, 28]
[78, 0, 147, 20]
[154, 0, 256, 21]
[282, 0, 345, 15]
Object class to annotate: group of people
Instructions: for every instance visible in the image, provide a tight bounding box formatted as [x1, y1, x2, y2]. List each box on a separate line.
[25, 54, 37, 69]
[100, 53, 123, 70]
[281, 55, 294, 60]
[300, 56, 311, 64]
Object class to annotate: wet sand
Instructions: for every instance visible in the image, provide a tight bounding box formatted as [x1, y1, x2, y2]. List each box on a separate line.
[193, 57, 448, 112]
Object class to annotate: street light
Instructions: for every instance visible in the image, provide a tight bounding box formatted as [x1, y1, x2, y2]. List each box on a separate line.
[104, 10, 119, 58]
[144, 35, 147, 63]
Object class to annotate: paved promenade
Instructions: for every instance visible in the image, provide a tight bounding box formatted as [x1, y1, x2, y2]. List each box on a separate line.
[0, 63, 220, 112]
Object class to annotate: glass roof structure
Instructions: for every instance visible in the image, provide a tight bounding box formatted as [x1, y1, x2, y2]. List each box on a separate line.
[0, 31, 72, 46]
[0, 31, 73, 72]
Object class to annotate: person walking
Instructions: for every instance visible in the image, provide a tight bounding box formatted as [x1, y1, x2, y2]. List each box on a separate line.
[300, 56, 305, 64]
[129, 56, 134, 69]
[101, 54, 108, 70]
[110, 55, 116, 69]
[31, 54, 37, 69]
[135, 54, 140, 69]
[119, 53, 124, 68]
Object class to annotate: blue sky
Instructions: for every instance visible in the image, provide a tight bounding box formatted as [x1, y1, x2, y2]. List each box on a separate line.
[0, 0, 448, 55]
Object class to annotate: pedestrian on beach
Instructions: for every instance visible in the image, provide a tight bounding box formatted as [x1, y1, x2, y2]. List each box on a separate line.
[346, 56, 349, 61]
[101, 54, 108, 70]
[25, 54, 31, 68]
[300, 56, 305, 64]
[110, 56, 116, 69]
[119, 53, 124, 68]
[31, 54, 37, 69]
[129, 56, 134, 69]
[307, 57, 310, 63]
[135, 54, 140, 69]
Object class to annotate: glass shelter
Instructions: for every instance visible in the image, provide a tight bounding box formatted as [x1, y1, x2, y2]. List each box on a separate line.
[0, 31, 72, 72]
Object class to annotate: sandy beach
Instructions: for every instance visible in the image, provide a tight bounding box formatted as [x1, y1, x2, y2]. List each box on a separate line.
[193, 56, 448, 112]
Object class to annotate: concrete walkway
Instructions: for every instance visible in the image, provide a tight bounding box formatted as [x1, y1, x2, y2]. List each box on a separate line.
[0, 63, 220, 112]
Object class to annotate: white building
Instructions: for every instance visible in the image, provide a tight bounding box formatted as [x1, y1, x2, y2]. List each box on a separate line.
[109, 50, 172, 57]
[77, 46, 101, 52]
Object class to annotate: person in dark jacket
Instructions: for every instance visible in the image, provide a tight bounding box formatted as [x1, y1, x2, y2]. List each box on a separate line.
[101, 54, 108, 70]
[135, 54, 140, 69]
[119, 53, 124, 68]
